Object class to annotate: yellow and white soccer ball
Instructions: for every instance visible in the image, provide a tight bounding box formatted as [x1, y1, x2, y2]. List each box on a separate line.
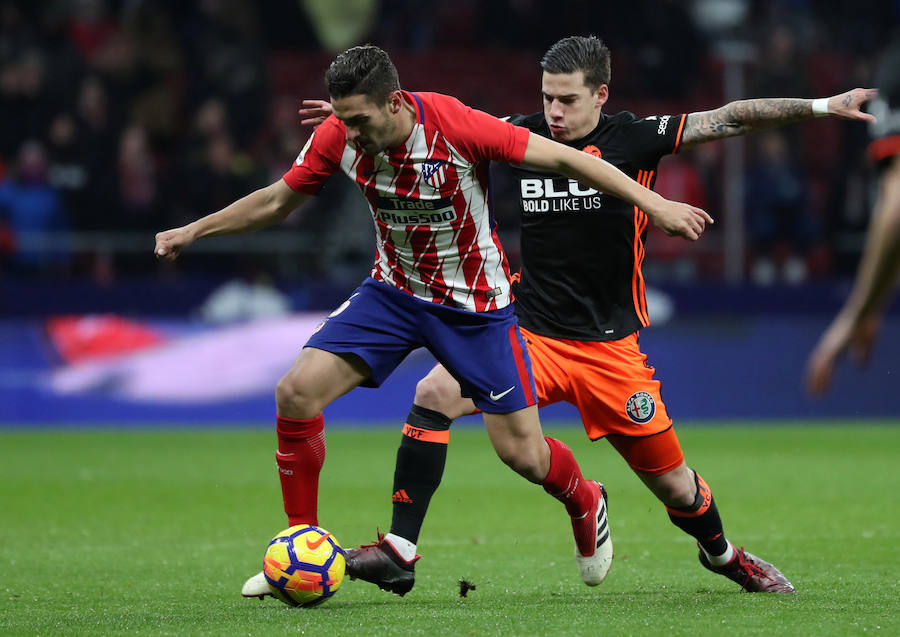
[263, 524, 346, 607]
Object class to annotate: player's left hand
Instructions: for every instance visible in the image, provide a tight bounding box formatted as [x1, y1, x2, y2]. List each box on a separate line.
[806, 312, 881, 396]
[298, 99, 332, 128]
[825, 88, 879, 122]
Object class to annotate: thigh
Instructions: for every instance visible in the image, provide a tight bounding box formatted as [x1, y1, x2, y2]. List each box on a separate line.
[281, 346, 371, 407]
[422, 304, 537, 414]
[606, 426, 685, 475]
[304, 278, 421, 387]
[566, 333, 673, 440]
[518, 327, 576, 407]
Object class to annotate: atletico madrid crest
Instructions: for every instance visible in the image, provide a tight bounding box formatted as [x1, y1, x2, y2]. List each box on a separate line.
[422, 159, 447, 188]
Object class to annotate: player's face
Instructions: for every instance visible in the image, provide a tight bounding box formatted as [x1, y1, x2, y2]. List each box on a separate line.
[332, 92, 402, 156]
[541, 71, 608, 142]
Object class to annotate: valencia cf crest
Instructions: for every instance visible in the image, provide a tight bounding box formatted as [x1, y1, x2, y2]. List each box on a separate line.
[625, 391, 656, 424]
[422, 159, 447, 188]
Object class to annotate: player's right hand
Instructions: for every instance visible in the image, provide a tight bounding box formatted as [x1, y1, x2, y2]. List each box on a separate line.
[649, 198, 714, 241]
[298, 99, 332, 128]
[154, 226, 194, 261]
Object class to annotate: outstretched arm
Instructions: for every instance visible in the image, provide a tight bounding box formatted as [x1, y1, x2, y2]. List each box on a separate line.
[679, 88, 878, 151]
[155, 180, 308, 260]
[521, 132, 713, 240]
[806, 156, 900, 394]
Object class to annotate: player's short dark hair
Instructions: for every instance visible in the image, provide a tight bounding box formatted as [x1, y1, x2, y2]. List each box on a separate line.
[540, 36, 611, 90]
[325, 45, 400, 104]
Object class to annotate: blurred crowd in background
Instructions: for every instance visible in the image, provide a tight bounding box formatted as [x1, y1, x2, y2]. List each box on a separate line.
[0, 0, 898, 306]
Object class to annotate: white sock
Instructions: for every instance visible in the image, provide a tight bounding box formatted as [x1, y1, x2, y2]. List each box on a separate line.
[701, 541, 735, 566]
[384, 533, 417, 562]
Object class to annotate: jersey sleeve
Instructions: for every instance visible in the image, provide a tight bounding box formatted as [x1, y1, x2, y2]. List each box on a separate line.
[282, 116, 345, 194]
[868, 43, 900, 169]
[428, 94, 530, 164]
[620, 112, 688, 167]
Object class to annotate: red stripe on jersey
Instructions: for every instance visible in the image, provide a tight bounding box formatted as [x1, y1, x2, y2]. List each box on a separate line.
[377, 223, 414, 294]
[508, 326, 535, 405]
[482, 160, 512, 306]
[408, 227, 451, 303]
[455, 204, 485, 309]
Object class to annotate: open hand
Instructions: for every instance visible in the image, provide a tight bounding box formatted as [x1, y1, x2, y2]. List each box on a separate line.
[826, 88, 879, 122]
[806, 313, 881, 396]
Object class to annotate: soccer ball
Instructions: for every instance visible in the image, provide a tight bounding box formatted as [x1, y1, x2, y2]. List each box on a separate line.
[263, 524, 346, 607]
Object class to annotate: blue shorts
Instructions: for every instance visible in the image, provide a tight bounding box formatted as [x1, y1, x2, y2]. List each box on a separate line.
[305, 278, 537, 413]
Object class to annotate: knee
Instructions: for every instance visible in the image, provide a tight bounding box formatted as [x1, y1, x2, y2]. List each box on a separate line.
[656, 471, 697, 508]
[414, 374, 460, 415]
[275, 374, 322, 418]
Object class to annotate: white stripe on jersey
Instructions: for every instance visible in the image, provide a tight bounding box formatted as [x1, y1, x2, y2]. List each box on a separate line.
[338, 121, 510, 312]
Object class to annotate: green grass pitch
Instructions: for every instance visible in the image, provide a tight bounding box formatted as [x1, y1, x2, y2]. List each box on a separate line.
[1, 423, 898, 636]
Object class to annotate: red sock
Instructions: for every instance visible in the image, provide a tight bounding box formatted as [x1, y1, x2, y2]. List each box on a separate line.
[541, 436, 592, 517]
[276, 414, 325, 526]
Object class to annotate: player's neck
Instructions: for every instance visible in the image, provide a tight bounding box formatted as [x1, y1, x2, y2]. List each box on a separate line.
[389, 100, 417, 148]
[567, 114, 602, 142]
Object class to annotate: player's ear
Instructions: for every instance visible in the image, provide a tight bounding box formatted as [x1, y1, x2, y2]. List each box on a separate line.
[388, 91, 403, 114]
[595, 84, 609, 109]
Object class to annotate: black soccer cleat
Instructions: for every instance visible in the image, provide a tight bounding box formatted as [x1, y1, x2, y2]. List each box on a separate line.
[698, 543, 795, 593]
[345, 532, 419, 596]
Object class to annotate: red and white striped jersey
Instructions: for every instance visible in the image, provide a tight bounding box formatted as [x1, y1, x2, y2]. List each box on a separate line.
[282, 91, 530, 312]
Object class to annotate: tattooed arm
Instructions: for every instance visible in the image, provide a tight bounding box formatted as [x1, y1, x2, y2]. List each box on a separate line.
[679, 88, 878, 151]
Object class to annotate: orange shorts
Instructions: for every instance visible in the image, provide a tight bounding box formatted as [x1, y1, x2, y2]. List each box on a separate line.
[521, 327, 683, 475]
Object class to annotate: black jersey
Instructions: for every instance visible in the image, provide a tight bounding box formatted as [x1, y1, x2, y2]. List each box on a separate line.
[507, 110, 686, 341]
[869, 41, 900, 170]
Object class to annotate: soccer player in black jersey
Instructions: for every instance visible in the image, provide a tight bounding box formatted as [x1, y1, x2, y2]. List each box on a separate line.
[296, 36, 875, 595]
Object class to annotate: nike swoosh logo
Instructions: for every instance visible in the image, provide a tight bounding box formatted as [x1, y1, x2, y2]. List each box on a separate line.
[306, 532, 331, 551]
[489, 386, 516, 401]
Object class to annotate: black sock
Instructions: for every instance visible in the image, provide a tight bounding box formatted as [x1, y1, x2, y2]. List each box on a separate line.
[389, 404, 451, 544]
[666, 471, 730, 557]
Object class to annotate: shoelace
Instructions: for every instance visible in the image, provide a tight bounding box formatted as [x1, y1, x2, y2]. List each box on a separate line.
[358, 529, 386, 549]
[355, 529, 421, 566]
[735, 547, 774, 590]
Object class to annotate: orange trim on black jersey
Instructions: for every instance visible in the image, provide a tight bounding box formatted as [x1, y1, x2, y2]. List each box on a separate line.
[868, 135, 900, 162]
[671, 113, 687, 154]
[631, 170, 652, 327]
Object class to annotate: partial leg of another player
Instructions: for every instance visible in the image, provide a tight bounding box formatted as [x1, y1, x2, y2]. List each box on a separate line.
[346, 365, 612, 593]
[242, 346, 370, 598]
[611, 431, 794, 593]
[344, 370, 472, 595]
[483, 405, 613, 586]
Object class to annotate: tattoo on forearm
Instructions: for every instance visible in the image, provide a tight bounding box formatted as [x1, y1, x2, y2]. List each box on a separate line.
[680, 98, 814, 148]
